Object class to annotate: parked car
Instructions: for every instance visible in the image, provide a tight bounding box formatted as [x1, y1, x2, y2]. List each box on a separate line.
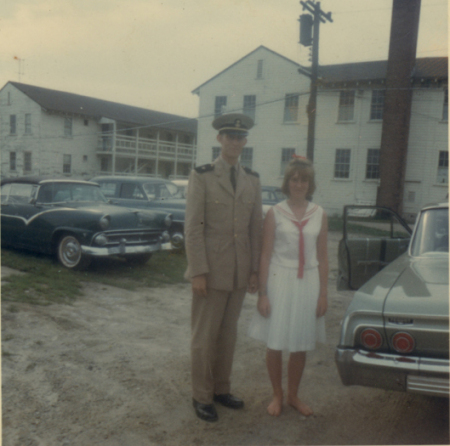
[1, 177, 172, 270]
[335, 203, 449, 398]
[261, 185, 285, 217]
[91, 176, 185, 249]
[171, 179, 189, 198]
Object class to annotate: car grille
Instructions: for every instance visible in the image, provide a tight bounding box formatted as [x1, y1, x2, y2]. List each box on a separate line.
[102, 229, 162, 246]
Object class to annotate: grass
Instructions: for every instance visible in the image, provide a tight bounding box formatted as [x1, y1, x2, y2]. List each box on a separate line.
[1, 247, 188, 306]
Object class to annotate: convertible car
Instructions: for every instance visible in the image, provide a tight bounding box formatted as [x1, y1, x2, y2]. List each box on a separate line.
[1, 177, 172, 269]
[91, 176, 186, 249]
[335, 203, 449, 398]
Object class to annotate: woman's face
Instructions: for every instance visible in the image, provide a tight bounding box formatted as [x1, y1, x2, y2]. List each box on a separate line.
[288, 171, 309, 200]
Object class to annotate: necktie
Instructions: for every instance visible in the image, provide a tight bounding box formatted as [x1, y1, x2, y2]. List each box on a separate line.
[293, 219, 309, 278]
[230, 166, 236, 191]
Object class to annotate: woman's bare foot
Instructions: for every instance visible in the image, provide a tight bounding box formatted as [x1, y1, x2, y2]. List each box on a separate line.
[267, 394, 283, 416]
[287, 396, 313, 416]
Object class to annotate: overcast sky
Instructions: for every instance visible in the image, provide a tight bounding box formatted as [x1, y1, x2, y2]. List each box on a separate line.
[0, 0, 447, 118]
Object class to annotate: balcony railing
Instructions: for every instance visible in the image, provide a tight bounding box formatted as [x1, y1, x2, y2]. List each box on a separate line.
[97, 134, 196, 161]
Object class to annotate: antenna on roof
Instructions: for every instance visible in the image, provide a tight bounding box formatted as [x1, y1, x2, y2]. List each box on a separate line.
[13, 56, 25, 82]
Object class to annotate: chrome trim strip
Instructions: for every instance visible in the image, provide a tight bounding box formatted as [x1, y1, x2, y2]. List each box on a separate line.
[81, 242, 161, 256]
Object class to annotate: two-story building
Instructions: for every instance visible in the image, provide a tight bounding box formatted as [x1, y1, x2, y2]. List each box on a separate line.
[0, 82, 197, 180]
[192, 45, 448, 218]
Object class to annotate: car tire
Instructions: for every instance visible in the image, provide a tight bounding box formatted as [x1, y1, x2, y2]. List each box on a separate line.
[57, 234, 91, 270]
[124, 253, 152, 265]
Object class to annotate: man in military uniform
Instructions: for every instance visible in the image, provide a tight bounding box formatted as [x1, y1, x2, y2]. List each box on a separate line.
[185, 113, 262, 422]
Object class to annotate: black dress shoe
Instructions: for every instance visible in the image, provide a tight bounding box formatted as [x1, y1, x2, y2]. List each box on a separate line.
[192, 399, 218, 422]
[213, 393, 244, 409]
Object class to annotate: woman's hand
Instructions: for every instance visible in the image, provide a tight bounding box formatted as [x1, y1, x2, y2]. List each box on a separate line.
[257, 294, 271, 318]
[316, 295, 328, 318]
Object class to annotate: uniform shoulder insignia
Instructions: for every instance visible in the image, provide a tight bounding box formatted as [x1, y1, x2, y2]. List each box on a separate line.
[194, 164, 214, 174]
[243, 166, 259, 178]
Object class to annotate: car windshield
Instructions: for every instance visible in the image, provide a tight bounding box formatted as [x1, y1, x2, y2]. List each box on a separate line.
[143, 182, 179, 200]
[37, 182, 107, 203]
[410, 207, 448, 256]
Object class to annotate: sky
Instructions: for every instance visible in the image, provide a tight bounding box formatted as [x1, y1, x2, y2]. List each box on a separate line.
[0, 0, 447, 118]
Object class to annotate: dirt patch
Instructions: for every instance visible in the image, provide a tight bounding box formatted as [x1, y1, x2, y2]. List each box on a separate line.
[2, 232, 448, 445]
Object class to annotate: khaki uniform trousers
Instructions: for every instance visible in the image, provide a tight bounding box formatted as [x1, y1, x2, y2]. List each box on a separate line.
[191, 287, 247, 404]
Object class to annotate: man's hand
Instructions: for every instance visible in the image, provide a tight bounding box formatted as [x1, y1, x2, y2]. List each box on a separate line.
[247, 272, 258, 294]
[192, 274, 207, 298]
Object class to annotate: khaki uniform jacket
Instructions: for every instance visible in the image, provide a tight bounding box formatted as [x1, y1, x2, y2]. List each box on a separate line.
[185, 157, 262, 291]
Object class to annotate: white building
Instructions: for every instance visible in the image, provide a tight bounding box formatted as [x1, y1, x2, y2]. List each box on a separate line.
[192, 46, 448, 218]
[0, 82, 197, 180]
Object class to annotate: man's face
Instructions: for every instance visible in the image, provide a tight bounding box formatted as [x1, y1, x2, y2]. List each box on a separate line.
[217, 133, 247, 164]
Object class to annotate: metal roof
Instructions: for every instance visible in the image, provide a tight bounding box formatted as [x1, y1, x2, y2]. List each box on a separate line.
[1, 176, 97, 186]
[6, 82, 197, 134]
[318, 57, 448, 84]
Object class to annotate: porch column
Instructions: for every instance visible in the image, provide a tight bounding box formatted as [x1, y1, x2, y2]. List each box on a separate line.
[112, 121, 117, 175]
[174, 133, 179, 178]
[135, 128, 139, 174]
[155, 130, 160, 176]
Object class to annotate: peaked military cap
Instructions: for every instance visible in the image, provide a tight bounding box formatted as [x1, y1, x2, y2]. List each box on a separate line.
[212, 113, 254, 136]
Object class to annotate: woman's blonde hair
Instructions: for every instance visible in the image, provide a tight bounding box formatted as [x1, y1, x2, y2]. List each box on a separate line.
[281, 158, 316, 199]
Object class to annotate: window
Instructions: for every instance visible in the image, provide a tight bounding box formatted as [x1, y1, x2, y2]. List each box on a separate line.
[24, 113, 32, 134]
[99, 182, 117, 198]
[214, 96, 227, 118]
[84, 119, 89, 126]
[120, 183, 145, 200]
[63, 154, 72, 174]
[64, 117, 73, 137]
[24, 152, 32, 172]
[334, 149, 351, 178]
[437, 151, 448, 184]
[283, 94, 299, 123]
[370, 90, 385, 120]
[243, 95, 256, 121]
[7, 91, 11, 105]
[256, 60, 264, 79]
[10, 152, 16, 171]
[212, 146, 221, 161]
[240, 147, 253, 169]
[10, 115, 16, 134]
[443, 89, 448, 121]
[280, 148, 295, 175]
[365, 149, 380, 179]
[338, 90, 355, 122]
[100, 157, 109, 171]
[83, 155, 88, 162]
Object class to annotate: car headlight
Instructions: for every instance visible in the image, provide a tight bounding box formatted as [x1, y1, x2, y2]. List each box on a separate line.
[99, 215, 110, 230]
[165, 214, 172, 228]
[94, 234, 108, 246]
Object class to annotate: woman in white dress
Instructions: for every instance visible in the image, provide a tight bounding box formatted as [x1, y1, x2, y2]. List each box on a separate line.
[248, 158, 328, 417]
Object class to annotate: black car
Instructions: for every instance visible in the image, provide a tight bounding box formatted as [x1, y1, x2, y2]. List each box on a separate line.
[1, 177, 172, 269]
[91, 176, 185, 248]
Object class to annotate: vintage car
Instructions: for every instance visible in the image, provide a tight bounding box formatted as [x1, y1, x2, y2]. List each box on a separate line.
[261, 185, 285, 217]
[91, 176, 185, 249]
[1, 177, 172, 269]
[335, 203, 449, 398]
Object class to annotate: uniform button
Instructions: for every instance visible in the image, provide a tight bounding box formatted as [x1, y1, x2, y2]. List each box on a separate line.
[234, 234, 237, 238]
[215, 200, 219, 203]
[234, 218, 237, 221]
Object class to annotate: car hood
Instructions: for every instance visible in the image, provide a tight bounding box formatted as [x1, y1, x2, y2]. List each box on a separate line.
[151, 198, 186, 209]
[53, 202, 167, 229]
[383, 254, 449, 318]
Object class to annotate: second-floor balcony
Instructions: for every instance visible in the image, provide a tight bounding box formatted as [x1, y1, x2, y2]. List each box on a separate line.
[97, 134, 196, 162]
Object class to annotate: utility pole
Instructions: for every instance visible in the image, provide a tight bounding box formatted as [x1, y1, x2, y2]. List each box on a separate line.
[299, 1, 332, 162]
[376, 0, 421, 215]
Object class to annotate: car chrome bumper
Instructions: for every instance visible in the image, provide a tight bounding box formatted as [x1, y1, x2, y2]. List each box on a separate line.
[335, 348, 449, 398]
[81, 242, 161, 257]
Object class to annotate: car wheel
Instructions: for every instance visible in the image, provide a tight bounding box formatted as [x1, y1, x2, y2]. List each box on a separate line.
[124, 253, 152, 265]
[57, 235, 91, 270]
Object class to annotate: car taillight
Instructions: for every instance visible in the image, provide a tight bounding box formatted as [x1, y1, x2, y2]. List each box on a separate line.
[360, 328, 383, 350]
[392, 332, 415, 354]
